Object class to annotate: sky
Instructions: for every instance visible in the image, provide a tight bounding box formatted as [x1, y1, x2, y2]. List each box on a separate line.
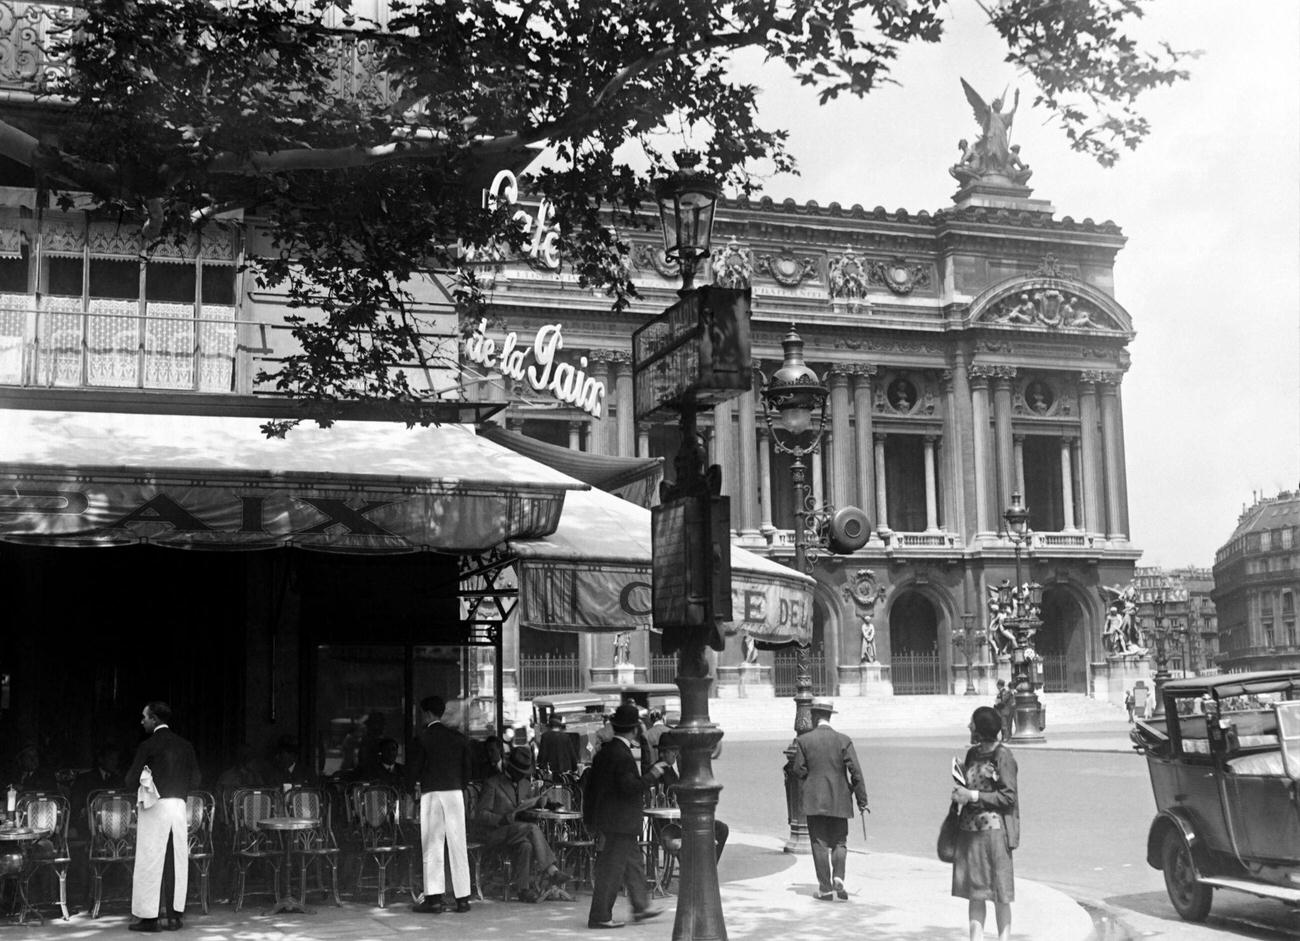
[723, 0, 1300, 571]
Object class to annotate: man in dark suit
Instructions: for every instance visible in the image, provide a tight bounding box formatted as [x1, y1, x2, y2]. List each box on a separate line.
[71, 744, 124, 837]
[406, 695, 472, 914]
[790, 698, 868, 902]
[536, 714, 580, 781]
[125, 701, 201, 932]
[584, 703, 667, 929]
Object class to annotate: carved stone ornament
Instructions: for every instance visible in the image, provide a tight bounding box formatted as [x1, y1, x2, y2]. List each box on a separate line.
[875, 370, 937, 416]
[711, 237, 753, 288]
[984, 288, 1108, 330]
[827, 247, 869, 304]
[1015, 376, 1061, 417]
[755, 248, 819, 287]
[867, 256, 931, 295]
[843, 569, 886, 612]
[631, 241, 681, 279]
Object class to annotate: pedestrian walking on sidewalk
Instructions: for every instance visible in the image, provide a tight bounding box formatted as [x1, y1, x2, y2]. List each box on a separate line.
[1124, 688, 1135, 724]
[789, 698, 869, 902]
[584, 703, 668, 929]
[993, 680, 1015, 741]
[951, 705, 1019, 941]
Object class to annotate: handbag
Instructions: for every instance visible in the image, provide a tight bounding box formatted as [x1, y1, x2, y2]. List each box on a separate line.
[936, 803, 959, 863]
[138, 765, 160, 810]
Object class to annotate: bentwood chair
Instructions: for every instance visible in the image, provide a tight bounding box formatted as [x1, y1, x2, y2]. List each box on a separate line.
[229, 788, 283, 912]
[353, 784, 414, 907]
[18, 792, 72, 921]
[87, 790, 135, 918]
[285, 787, 342, 906]
[184, 791, 216, 914]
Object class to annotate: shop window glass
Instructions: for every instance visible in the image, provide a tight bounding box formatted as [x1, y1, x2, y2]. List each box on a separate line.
[0, 255, 26, 382]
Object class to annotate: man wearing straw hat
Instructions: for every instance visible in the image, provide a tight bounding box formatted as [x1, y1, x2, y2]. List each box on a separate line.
[790, 698, 869, 902]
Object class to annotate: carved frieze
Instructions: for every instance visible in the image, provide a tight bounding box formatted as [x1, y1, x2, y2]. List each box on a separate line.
[833, 338, 942, 354]
[631, 241, 680, 279]
[867, 256, 931, 295]
[983, 288, 1110, 329]
[755, 248, 819, 287]
[711, 237, 753, 288]
[827, 247, 869, 310]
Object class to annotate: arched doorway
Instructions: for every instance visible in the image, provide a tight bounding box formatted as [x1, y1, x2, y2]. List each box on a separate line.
[1038, 586, 1089, 692]
[888, 590, 943, 694]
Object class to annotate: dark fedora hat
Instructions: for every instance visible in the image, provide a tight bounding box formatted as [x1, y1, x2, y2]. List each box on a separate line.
[507, 745, 534, 776]
[610, 703, 641, 732]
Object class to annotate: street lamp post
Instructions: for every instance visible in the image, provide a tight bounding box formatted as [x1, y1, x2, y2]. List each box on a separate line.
[1001, 492, 1045, 743]
[1145, 593, 1186, 716]
[953, 612, 980, 695]
[649, 150, 726, 941]
[760, 326, 827, 855]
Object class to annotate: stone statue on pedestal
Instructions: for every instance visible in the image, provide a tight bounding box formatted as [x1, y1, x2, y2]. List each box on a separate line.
[950, 79, 1032, 186]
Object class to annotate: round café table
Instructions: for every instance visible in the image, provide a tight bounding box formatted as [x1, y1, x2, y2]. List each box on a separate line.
[642, 807, 680, 898]
[518, 808, 584, 901]
[258, 817, 318, 915]
[0, 828, 42, 925]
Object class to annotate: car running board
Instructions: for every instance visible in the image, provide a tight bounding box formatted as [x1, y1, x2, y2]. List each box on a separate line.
[1200, 876, 1300, 903]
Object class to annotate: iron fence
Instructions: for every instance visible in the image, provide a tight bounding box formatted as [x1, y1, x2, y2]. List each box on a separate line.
[890, 650, 944, 695]
[649, 655, 677, 684]
[773, 650, 829, 697]
[1039, 653, 1069, 693]
[518, 655, 582, 699]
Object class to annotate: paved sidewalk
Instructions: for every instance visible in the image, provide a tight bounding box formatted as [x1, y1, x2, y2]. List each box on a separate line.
[25, 831, 1092, 941]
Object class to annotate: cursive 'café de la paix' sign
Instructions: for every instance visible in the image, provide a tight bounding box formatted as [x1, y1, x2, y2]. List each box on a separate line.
[463, 318, 606, 418]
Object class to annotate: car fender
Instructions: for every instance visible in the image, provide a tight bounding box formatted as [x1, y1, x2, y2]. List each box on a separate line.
[1147, 809, 1205, 873]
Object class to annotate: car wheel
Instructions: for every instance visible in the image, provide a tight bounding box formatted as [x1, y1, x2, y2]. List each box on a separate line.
[1161, 828, 1212, 922]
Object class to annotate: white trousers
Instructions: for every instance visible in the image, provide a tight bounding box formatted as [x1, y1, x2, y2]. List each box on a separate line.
[419, 789, 470, 899]
[132, 797, 189, 919]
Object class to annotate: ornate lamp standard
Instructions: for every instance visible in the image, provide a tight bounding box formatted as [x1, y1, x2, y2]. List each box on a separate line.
[648, 150, 727, 941]
[760, 326, 827, 854]
[1144, 591, 1186, 717]
[1001, 492, 1045, 743]
[953, 612, 981, 696]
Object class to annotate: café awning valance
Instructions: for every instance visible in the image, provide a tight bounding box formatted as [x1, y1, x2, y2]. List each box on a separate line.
[509, 484, 815, 645]
[0, 409, 583, 552]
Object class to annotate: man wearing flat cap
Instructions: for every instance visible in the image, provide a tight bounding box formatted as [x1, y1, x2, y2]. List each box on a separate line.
[790, 698, 869, 902]
[584, 702, 667, 929]
[470, 744, 574, 903]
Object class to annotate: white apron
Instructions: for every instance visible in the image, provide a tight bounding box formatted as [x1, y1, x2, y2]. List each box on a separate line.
[131, 797, 189, 918]
[419, 789, 470, 898]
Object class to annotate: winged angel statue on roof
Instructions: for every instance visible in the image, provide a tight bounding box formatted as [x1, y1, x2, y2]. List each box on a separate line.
[950, 79, 1032, 187]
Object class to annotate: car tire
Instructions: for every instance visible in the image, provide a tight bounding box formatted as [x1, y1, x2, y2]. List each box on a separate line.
[1161, 828, 1212, 922]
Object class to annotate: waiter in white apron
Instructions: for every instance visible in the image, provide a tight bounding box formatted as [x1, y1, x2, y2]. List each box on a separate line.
[125, 701, 201, 933]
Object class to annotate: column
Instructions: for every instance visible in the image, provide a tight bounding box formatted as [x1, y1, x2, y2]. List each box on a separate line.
[584, 352, 614, 455]
[873, 434, 889, 531]
[1114, 379, 1132, 537]
[1078, 373, 1103, 535]
[923, 435, 939, 532]
[940, 367, 965, 539]
[614, 355, 634, 457]
[967, 365, 994, 534]
[713, 399, 738, 524]
[851, 366, 877, 522]
[811, 441, 825, 508]
[637, 423, 650, 459]
[1060, 437, 1077, 531]
[828, 368, 852, 511]
[992, 368, 1016, 515]
[568, 421, 582, 451]
[758, 424, 774, 531]
[736, 389, 760, 534]
[1013, 434, 1026, 497]
[1098, 374, 1126, 539]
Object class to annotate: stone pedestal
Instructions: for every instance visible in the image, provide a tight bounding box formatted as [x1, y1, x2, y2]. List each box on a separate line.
[616, 663, 636, 686]
[1093, 656, 1152, 707]
[738, 662, 774, 699]
[588, 664, 639, 686]
[714, 665, 742, 699]
[847, 663, 891, 697]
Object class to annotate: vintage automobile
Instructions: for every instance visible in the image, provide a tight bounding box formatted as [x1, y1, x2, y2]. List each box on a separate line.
[1131, 670, 1300, 921]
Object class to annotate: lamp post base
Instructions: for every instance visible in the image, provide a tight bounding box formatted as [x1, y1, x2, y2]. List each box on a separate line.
[782, 739, 811, 855]
[1010, 689, 1046, 744]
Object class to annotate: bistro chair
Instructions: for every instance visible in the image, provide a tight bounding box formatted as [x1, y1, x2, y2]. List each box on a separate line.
[353, 784, 415, 908]
[18, 792, 72, 921]
[285, 786, 342, 906]
[184, 791, 216, 915]
[228, 788, 283, 912]
[87, 790, 135, 918]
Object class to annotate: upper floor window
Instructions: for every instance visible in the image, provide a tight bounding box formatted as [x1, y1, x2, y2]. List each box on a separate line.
[1282, 528, 1294, 550]
[0, 215, 240, 392]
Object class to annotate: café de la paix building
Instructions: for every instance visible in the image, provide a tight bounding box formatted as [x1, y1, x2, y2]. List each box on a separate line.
[467, 171, 1142, 704]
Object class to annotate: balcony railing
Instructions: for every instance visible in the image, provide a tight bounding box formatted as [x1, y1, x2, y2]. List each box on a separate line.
[0, 297, 238, 393]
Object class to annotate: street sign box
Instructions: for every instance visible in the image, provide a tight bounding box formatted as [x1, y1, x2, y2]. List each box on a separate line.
[633, 286, 752, 422]
[651, 493, 731, 650]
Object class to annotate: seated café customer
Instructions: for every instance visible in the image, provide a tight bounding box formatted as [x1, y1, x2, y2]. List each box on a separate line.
[536, 715, 580, 781]
[267, 740, 311, 789]
[11, 744, 57, 793]
[469, 746, 574, 903]
[645, 742, 729, 861]
[71, 744, 124, 834]
[365, 739, 405, 787]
